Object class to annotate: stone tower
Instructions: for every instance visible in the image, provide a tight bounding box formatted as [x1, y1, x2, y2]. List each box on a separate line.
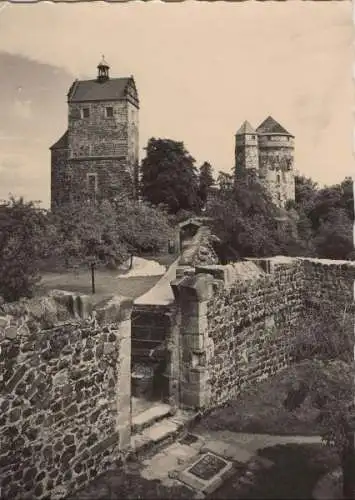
[234, 116, 295, 208]
[50, 58, 139, 210]
[234, 120, 259, 177]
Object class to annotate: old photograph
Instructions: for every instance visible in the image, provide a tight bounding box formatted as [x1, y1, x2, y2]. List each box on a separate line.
[0, 1, 353, 499]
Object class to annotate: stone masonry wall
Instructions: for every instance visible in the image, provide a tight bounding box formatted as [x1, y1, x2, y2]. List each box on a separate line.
[301, 258, 355, 309]
[0, 292, 132, 500]
[51, 148, 70, 209]
[206, 260, 304, 405]
[179, 226, 220, 267]
[171, 257, 354, 410]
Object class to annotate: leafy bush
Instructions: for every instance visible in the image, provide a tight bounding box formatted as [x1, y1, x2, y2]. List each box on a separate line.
[0, 197, 50, 301]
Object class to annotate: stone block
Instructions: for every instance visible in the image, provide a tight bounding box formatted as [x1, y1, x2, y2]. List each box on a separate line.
[189, 367, 209, 385]
[0, 316, 10, 328]
[172, 274, 215, 303]
[185, 315, 208, 336]
[118, 319, 131, 339]
[181, 386, 210, 409]
[76, 295, 93, 319]
[91, 432, 119, 455]
[5, 326, 17, 339]
[182, 334, 205, 351]
[95, 295, 133, 324]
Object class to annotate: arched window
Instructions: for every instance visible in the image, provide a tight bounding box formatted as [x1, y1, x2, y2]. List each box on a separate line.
[276, 174, 280, 184]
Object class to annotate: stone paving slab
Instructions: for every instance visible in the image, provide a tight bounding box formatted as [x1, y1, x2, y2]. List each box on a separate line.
[194, 428, 322, 454]
[200, 440, 254, 463]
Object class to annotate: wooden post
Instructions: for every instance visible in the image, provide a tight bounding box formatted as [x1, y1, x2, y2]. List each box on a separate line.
[91, 262, 96, 294]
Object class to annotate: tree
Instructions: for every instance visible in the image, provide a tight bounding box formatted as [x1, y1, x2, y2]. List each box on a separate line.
[49, 197, 173, 270]
[199, 162, 214, 206]
[140, 138, 201, 214]
[217, 171, 234, 192]
[49, 199, 128, 269]
[0, 197, 50, 302]
[313, 208, 354, 260]
[206, 171, 290, 258]
[112, 196, 173, 255]
[294, 175, 318, 209]
[288, 299, 355, 499]
[292, 175, 354, 260]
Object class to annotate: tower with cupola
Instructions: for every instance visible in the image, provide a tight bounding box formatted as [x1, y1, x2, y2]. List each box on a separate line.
[50, 57, 139, 210]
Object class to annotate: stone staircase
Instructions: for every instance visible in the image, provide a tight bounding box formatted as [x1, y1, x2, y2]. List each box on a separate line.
[129, 403, 198, 458]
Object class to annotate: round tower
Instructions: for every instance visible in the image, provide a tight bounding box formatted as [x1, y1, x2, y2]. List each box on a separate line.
[256, 116, 295, 207]
[234, 120, 259, 179]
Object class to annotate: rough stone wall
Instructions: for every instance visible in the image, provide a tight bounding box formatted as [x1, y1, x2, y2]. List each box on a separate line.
[235, 135, 259, 173]
[51, 88, 139, 207]
[206, 260, 303, 405]
[234, 134, 295, 207]
[68, 158, 134, 201]
[51, 148, 70, 210]
[68, 101, 129, 159]
[301, 258, 355, 309]
[258, 136, 295, 207]
[171, 257, 354, 411]
[0, 293, 132, 500]
[179, 226, 220, 267]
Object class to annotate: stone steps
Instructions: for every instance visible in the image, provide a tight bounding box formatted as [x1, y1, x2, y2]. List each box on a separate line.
[132, 403, 173, 433]
[129, 409, 198, 459]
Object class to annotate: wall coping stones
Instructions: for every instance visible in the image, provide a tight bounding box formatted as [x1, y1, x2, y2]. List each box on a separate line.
[0, 293, 133, 338]
[95, 295, 133, 324]
[171, 273, 215, 303]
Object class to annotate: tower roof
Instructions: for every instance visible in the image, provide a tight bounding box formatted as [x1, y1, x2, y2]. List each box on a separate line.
[67, 76, 137, 103]
[97, 55, 110, 70]
[256, 116, 293, 137]
[50, 130, 68, 150]
[236, 120, 256, 135]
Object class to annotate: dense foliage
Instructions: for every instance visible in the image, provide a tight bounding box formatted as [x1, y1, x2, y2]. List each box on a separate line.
[140, 138, 201, 214]
[49, 197, 173, 269]
[0, 197, 50, 301]
[205, 171, 290, 258]
[205, 171, 354, 261]
[287, 299, 354, 499]
[198, 161, 214, 206]
[293, 176, 354, 260]
[0, 196, 173, 301]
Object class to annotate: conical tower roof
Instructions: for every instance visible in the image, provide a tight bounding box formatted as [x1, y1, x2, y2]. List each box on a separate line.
[236, 120, 256, 136]
[256, 116, 293, 137]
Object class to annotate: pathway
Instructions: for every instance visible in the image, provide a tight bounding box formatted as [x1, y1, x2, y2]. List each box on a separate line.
[137, 427, 322, 489]
[134, 257, 179, 306]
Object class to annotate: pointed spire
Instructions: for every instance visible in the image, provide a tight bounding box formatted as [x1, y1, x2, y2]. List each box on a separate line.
[256, 116, 293, 136]
[97, 55, 110, 82]
[236, 120, 256, 135]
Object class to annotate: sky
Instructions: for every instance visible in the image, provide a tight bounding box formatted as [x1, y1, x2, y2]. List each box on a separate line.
[0, 1, 353, 208]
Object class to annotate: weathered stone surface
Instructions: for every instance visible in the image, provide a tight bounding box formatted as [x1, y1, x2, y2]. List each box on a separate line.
[95, 295, 133, 324]
[0, 295, 132, 500]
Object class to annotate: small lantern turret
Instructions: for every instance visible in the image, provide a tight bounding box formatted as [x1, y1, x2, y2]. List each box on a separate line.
[97, 55, 110, 82]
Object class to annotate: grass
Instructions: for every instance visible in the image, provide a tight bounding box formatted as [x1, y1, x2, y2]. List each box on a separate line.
[199, 364, 322, 436]
[37, 270, 162, 300]
[211, 443, 339, 499]
[36, 253, 179, 300]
